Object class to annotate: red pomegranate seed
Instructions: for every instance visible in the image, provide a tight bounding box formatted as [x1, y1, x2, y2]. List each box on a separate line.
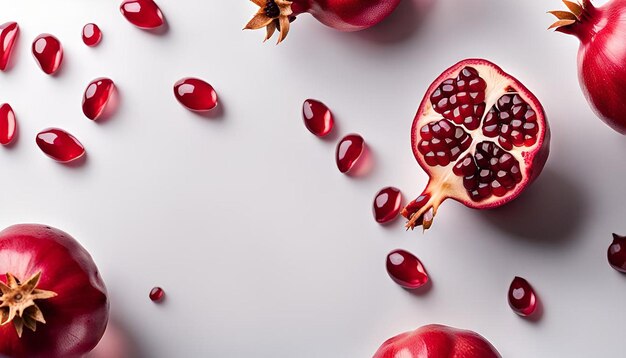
[0, 104, 16, 145]
[149, 287, 165, 302]
[83, 78, 115, 120]
[120, 0, 165, 29]
[508, 276, 537, 317]
[0, 22, 19, 71]
[608, 233, 626, 273]
[173, 78, 218, 112]
[336, 134, 364, 173]
[302, 99, 334, 137]
[36, 128, 85, 163]
[373, 187, 403, 224]
[386, 249, 429, 289]
[32, 34, 63, 75]
[82, 23, 102, 47]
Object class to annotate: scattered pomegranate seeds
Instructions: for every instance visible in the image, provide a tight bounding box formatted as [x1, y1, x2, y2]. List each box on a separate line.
[336, 134, 365, 174]
[120, 0, 165, 29]
[0, 22, 19, 71]
[386, 249, 429, 289]
[508, 276, 537, 317]
[373, 187, 403, 224]
[82, 23, 102, 47]
[608, 234, 626, 273]
[82, 78, 116, 120]
[173, 78, 218, 112]
[302, 99, 334, 137]
[36, 128, 85, 163]
[32, 34, 63, 75]
[0, 104, 17, 145]
[149, 287, 165, 302]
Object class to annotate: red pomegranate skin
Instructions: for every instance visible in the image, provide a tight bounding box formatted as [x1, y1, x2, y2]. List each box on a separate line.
[291, 0, 401, 31]
[373, 324, 501, 358]
[0, 224, 109, 358]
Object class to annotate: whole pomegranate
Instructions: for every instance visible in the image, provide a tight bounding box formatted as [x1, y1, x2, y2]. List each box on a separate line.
[373, 324, 501, 358]
[244, 0, 401, 44]
[0, 224, 109, 358]
[402, 59, 550, 230]
[550, 0, 626, 134]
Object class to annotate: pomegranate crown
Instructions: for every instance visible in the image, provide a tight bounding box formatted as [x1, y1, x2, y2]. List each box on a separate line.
[548, 0, 591, 30]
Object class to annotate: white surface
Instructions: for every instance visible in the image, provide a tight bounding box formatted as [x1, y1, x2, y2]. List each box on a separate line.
[0, 0, 624, 357]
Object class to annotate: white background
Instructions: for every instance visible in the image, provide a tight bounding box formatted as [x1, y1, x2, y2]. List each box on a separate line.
[0, 0, 624, 357]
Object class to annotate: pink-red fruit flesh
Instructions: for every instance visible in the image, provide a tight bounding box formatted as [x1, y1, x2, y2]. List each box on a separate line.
[0, 22, 19, 71]
[402, 59, 550, 231]
[82, 23, 102, 46]
[83, 78, 115, 120]
[150, 287, 164, 302]
[508, 276, 537, 317]
[120, 0, 165, 29]
[608, 233, 626, 273]
[386, 249, 428, 289]
[32, 34, 63, 75]
[36, 128, 85, 163]
[336, 134, 364, 173]
[0, 104, 17, 145]
[173, 78, 218, 112]
[373, 187, 403, 224]
[302, 99, 334, 137]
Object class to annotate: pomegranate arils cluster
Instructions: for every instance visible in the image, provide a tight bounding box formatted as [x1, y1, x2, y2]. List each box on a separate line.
[483, 94, 539, 150]
[418, 119, 471, 166]
[430, 67, 487, 130]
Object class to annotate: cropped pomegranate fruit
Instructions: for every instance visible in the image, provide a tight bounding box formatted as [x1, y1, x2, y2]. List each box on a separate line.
[244, 0, 400, 44]
[402, 59, 550, 231]
[608, 234, 626, 273]
[550, 0, 626, 134]
[373, 324, 501, 358]
[0, 22, 19, 71]
[0, 224, 109, 358]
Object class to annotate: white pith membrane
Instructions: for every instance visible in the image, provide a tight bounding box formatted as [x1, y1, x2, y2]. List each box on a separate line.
[405, 62, 547, 230]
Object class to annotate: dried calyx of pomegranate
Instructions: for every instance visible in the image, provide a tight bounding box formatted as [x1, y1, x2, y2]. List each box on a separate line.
[403, 59, 550, 231]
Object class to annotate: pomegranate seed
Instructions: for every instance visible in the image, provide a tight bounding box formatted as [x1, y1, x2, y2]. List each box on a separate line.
[82, 78, 115, 120]
[173, 78, 218, 112]
[36, 128, 85, 163]
[82, 23, 102, 47]
[149, 287, 165, 302]
[336, 134, 364, 173]
[373, 187, 403, 224]
[386, 249, 429, 289]
[32, 34, 63, 75]
[508, 276, 537, 317]
[120, 0, 165, 29]
[608, 234, 626, 273]
[0, 22, 19, 71]
[0, 104, 16, 145]
[302, 99, 334, 137]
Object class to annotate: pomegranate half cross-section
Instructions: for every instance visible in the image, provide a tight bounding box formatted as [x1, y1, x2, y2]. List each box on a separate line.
[403, 59, 550, 230]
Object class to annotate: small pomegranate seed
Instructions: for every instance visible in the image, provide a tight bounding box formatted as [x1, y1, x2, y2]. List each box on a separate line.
[336, 134, 364, 173]
[173, 78, 218, 112]
[608, 233, 626, 273]
[0, 104, 17, 145]
[373, 187, 403, 224]
[508, 276, 537, 317]
[386, 249, 429, 289]
[36, 128, 85, 163]
[120, 0, 165, 29]
[82, 78, 115, 120]
[0, 22, 19, 71]
[82, 23, 102, 47]
[149, 287, 165, 302]
[302, 99, 334, 137]
[32, 34, 63, 75]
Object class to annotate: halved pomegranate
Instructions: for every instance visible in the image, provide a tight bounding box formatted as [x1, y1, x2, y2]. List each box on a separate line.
[402, 59, 550, 230]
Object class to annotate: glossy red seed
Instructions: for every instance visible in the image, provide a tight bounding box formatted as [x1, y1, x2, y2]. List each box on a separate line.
[373, 187, 403, 224]
[32, 34, 63, 75]
[0, 104, 16, 145]
[149, 287, 165, 302]
[0, 22, 19, 71]
[83, 78, 115, 120]
[386, 249, 429, 289]
[508, 276, 537, 317]
[336, 134, 364, 173]
[120, 0, 165, 29]
[82, 23, 102, 47]
[302, 99, 334, 137]
[173, 78, 218, 112]
[36, 128, 85, 163]
[608, 233, 626, 273]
